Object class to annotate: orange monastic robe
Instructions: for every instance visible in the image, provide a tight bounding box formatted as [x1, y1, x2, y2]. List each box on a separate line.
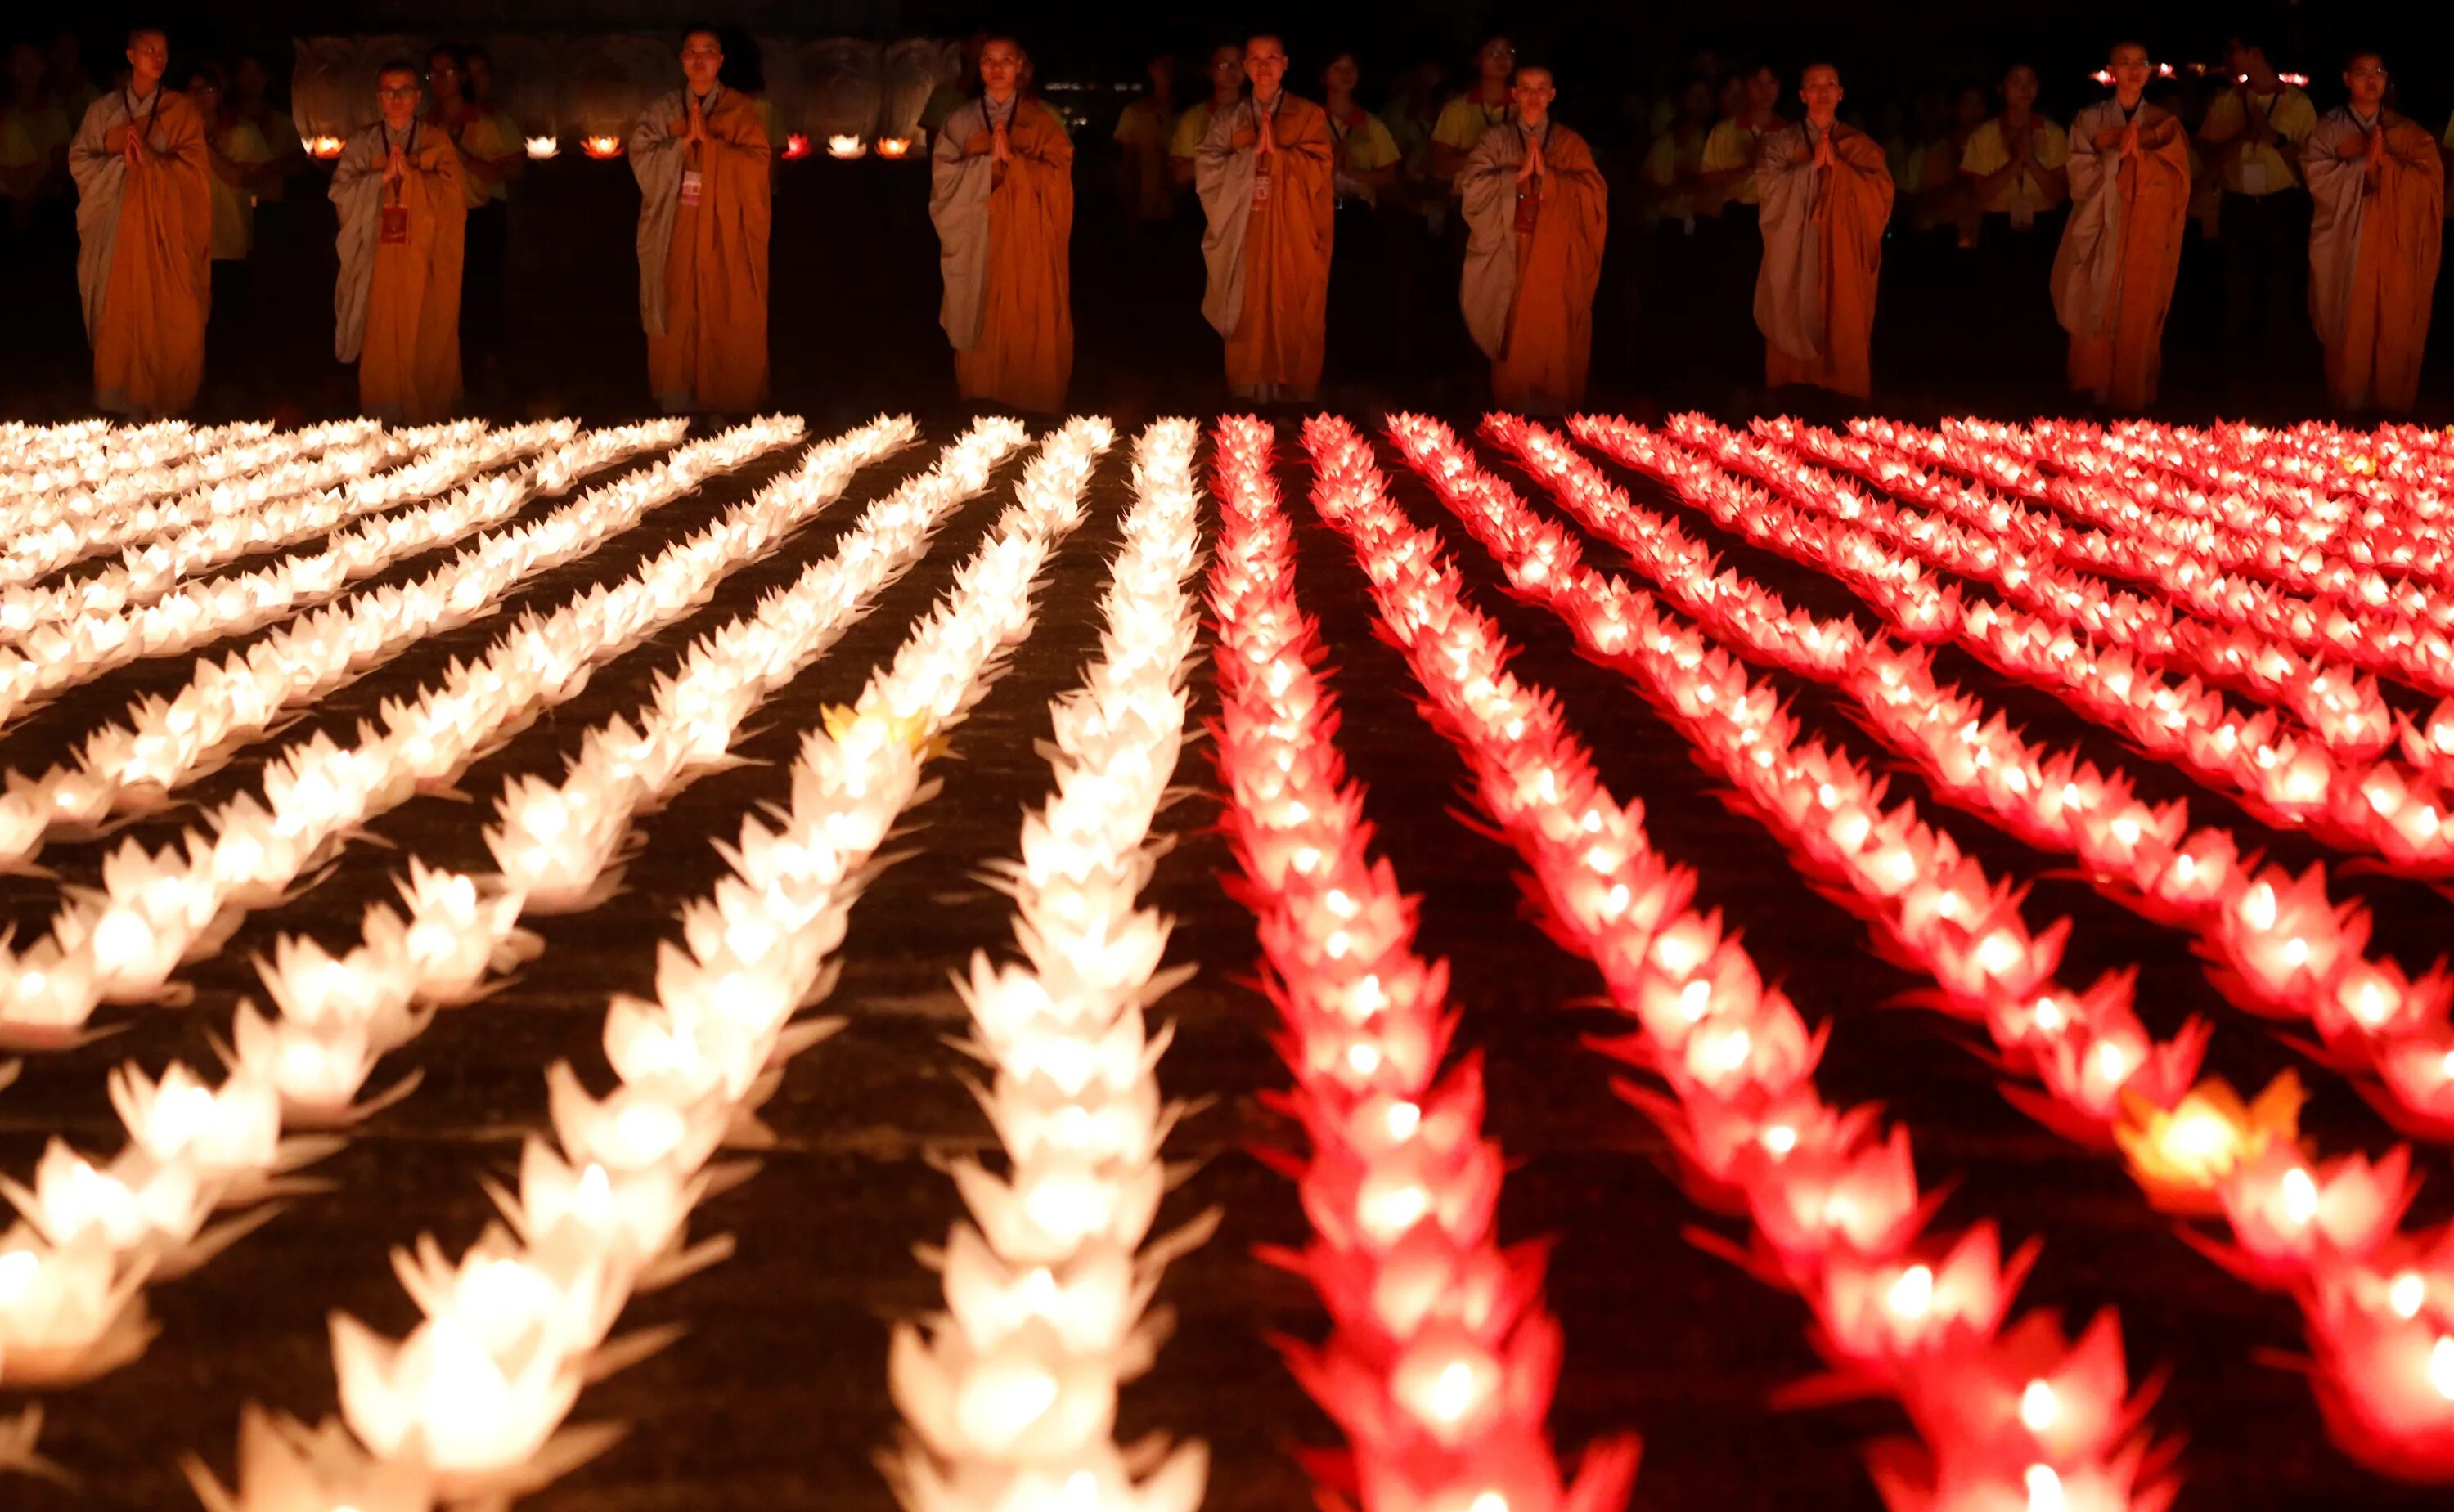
[1755, 122, 1893, 400]
[69, 87, 212, 415]
[929, 95, 1075, 412]
[1197, 93, 1334, 402]
[1458, 119, 1607, 411]
[2053, 100, 2191, 410]
[631, 87, 771, 413]
[2304, 108, 2444, 413]
[331, 122, 466, 423]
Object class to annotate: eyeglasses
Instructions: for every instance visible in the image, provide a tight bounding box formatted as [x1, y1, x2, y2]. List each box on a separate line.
[380, 85, 420, 99]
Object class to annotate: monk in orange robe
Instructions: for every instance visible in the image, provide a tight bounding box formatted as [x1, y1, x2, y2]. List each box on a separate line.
[1755, 64, 1893, 400]
[630, 27, 771, 413]
[330, 61, 465, 423]
[2052, 41, 2192, 410]
[1458, 65, 1607, 411]
[1195, 34, 1334, 403]
[928, 36, 1073, 411]
[67, 27, 210, 416]
[2303, 52, 2444, 413]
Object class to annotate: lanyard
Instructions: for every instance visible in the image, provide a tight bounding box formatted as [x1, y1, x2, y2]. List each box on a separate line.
[122, 87, 162, 148]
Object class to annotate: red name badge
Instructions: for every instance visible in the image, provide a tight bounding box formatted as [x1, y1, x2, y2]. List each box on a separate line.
[380, 204, 410, 245]
[1252, 160, 1272, 209]
[680, 168, 703, 208]
[1514, 186, 1541, 234]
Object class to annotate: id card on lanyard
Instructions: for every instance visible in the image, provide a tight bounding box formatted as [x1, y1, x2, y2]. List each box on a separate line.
[380, 123, 417, 244]
[680, 88, 717, 208]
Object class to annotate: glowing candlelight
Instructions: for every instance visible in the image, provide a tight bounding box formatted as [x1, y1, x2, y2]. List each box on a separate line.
[2113, 1073, 2305, 1214]
[524, 135, 560, 159]
[582, 133, 623, 159]
[308, 135, 344, 159]
[331, 1312, 583, 1479]
[783, 132, 811, 159]
[876, 136, 914, 159]
[827, 133, 866, 159]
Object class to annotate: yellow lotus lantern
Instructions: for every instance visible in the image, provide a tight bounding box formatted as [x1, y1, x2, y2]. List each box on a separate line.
[2115, 1071, 2306, 1214]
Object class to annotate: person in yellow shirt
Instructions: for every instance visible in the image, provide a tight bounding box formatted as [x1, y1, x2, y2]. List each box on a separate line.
[1637, 75, 1715, 370]
[1641, 77, 1713, 231]
[920, 33, 987, 138]
[1696, 64, 1783, 385]
[426, 45, 519, 394]
[1113, 53, 1178, 231]
[1961, 63, 2069, 362]
[1429, 35, 1517, 193]
[1170, 43, 1244, 190]
[1320, 50, 1400, 398]
[2, 43, 70, 226]
[228, 55, 303, 203]
[2197, 36, 2318, 368]
[1962, 65, 2068, 236]
[188, 66, 272, 264]
[187, 63, 276, 404]
[1697, 65, 1780, 217]
[46, 31, 99, 123]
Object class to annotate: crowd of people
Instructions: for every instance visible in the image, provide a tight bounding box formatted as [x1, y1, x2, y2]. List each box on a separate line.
[3, 24, 2448, 422]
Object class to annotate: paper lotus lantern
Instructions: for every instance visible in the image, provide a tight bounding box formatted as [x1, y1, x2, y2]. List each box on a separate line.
[875, 136, 914, 159]
[783, 132, 811, 159]
[827, 133, 866, 159]
[308, 136, 345, 159]
[525, 135, 560, 159]
[582, 134, 624, 159]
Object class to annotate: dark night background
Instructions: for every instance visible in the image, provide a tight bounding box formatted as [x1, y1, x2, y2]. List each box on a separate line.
[4, 6, 2454, 1512]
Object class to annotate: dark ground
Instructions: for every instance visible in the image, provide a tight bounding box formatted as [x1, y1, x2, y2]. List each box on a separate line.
[0, 401, 2449, 1510]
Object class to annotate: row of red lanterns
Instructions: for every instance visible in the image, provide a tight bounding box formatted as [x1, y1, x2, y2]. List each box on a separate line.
[1391, 412, 2454, 1486]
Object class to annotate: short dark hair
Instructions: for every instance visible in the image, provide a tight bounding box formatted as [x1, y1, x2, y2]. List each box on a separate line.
[375, 59, 421, 84]
[681, 22, 724, 50]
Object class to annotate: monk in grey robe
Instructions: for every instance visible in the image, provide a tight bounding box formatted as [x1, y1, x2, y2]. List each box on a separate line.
[1458, 65, 1607, 411]
[68, 27, 210, 415]
[331, 61, 465, 422]
[2302, 52, 2443, 412]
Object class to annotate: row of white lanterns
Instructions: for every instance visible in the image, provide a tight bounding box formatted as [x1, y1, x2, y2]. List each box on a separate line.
[0, 425, 582, 723]
[886, 419, 1210, 1510]
[191, 419, 1111, 1504]
[0, 417, 824, 1043]
[0, 420, 684, 872]
[3, 422, 532, 633]
[0, 420, 333, 540]
[3, 421, 400, 594]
